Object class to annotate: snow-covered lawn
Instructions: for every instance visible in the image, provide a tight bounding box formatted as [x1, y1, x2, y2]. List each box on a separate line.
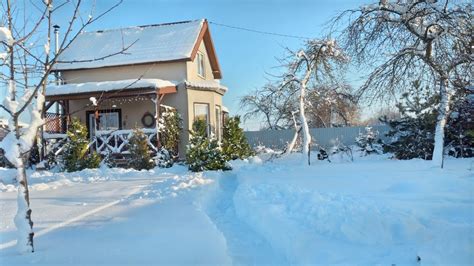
[0, 155, 473, 265]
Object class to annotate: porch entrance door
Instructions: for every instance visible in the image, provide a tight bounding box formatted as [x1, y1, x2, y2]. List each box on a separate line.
[87, 110, 121, 137]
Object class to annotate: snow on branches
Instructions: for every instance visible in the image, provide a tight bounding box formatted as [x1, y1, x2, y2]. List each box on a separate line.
[333, 0, 472, 167]
[0, 26, 14, 45]
[282, 39, 348, 164]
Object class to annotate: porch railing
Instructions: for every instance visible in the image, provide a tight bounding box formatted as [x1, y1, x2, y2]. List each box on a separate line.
[94, 128, 158, 155]
[43, 128, 159, 157]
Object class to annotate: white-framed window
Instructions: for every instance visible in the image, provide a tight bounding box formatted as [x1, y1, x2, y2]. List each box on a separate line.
[215, 105, 222, 141]
[194, 103, 210, 136]
[197, 52, 205, 78]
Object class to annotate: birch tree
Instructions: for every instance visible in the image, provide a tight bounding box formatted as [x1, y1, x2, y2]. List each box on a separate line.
[0, 0, 125, 253]
[282, 39, 347, 164]
[332, 0, 472, 167]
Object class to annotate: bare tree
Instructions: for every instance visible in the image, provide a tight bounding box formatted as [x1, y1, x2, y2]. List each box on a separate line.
[240, 82, 298, 130]
[306, 84, 359, 127]
[0, 0, 125, 253]
[240, 82, 358, 130]
[282, 39, 347, 164]
[332, 0, 472, 167]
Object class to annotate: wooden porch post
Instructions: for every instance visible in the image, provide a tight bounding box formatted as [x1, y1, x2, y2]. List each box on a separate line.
[59, 100, 70, 133]
[39, 101, 47, 161]
[63, 100, 67, 132]
[154, 91, 163, 150]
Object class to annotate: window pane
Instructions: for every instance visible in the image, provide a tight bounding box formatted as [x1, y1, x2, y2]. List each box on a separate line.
[197, 53, 205, 77]
[194, 104, 209, 122]
[106, 113, 119, 130]
[215, 106, 221, 140]
[194, 103, 209, 135]
[99, 114, 107, 130]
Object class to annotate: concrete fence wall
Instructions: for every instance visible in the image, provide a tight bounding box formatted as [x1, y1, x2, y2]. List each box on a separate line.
[244, 125, 390, 150]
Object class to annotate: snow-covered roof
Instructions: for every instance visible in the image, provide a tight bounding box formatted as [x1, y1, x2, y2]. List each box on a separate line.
[184, 80, 228, 95]
[46, 79, 176, 96]
[53, 20, 205, 71]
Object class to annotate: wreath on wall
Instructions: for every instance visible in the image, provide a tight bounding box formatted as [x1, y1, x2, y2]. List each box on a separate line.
[141, 112, 155, 128]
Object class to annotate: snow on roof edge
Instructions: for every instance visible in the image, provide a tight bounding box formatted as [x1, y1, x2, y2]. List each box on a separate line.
[46, 79, 177, 96]
[83, 19, 204, 36]
[184, 80, 228, 94]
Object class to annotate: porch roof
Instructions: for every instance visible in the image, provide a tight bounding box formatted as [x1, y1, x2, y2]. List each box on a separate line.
[45, 78, 177, 100]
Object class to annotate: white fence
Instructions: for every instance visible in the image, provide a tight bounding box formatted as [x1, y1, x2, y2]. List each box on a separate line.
[244, 125, 390, 150]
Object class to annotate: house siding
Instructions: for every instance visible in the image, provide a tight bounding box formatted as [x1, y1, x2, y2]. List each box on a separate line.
[60, 61, 188, 84]
[186, 40, 215, 81]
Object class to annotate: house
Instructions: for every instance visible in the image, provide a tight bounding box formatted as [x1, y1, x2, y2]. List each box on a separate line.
[44, 19, 228, 157]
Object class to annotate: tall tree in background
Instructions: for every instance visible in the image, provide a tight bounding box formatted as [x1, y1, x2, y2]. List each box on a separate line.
[332, 0, 472, 167]
[241, 82, 358, 130]
[240, 83, 297, 130]
[305, 84, 359, 127]
[0, 0, 125, 253]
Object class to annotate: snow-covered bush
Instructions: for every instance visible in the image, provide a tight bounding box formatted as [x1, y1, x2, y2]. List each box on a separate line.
[382, 82, 437, 160]
[160, 108, 182, 157]
[186, 120, 230, 172]
[328, 139, 353, 162]
[355, 126, 382, 156]
[62, 119, 101, 172]
[155, 147, 173, 168]
[254, 145, 275, 154]
[444, 88, 474, 158]
[128, 128, 155, 170]
[221, 116, 254, 161]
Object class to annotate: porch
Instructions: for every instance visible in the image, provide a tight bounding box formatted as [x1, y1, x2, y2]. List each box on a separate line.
[43, 79, 178, 158]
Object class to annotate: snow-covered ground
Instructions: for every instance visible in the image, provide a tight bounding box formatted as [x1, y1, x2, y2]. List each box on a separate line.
[0, 155, 473, 265]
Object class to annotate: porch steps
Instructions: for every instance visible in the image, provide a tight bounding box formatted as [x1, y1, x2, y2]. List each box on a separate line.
[107, 154, 131, 168]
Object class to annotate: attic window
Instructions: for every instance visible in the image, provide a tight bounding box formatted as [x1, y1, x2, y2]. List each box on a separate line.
[197, 52, 205, 78]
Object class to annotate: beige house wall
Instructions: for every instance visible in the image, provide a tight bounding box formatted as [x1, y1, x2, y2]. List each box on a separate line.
[161, 85, 189, 155]
[186, 41, 215, 82]
[61, 61, 188, 84]
[68, 97, 156, 129]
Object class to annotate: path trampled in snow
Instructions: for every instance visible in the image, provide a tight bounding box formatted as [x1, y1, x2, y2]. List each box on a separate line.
[200, 172, 289, 265]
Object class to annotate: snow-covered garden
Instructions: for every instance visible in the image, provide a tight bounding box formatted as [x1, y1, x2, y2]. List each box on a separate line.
[1, 153, 472, 265]
[1, 0, 473, 264]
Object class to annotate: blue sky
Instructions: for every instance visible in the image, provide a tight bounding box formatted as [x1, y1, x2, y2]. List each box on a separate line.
[61, 0, 369, 129]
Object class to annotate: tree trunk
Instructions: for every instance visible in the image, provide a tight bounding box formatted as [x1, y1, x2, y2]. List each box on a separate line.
[285, 112, 301, 155]
[285, 126, 301, 155]
[299, 83, 311, 165]
[432, 78, 450, 168]
[14, 153, 34, 253]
